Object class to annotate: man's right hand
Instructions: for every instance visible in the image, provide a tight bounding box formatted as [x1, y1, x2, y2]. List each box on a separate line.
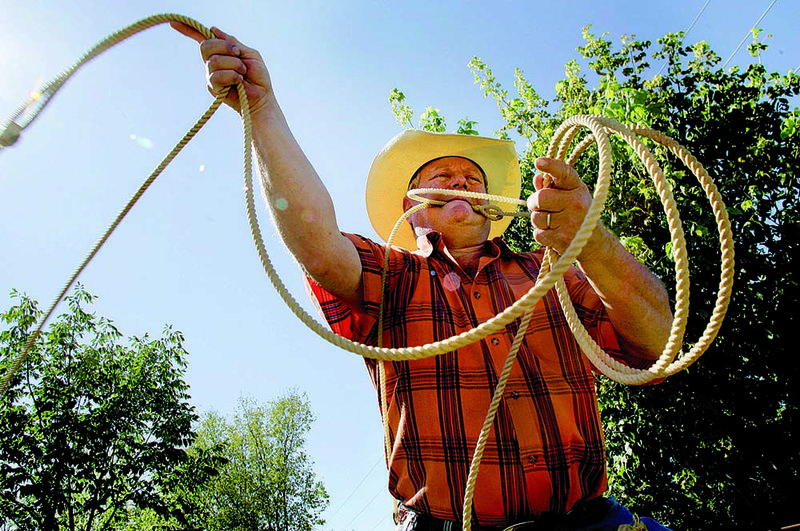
[171, 22, 273, 117]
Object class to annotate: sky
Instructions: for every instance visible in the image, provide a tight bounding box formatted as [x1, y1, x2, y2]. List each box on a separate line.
[0, 1, 797, 529]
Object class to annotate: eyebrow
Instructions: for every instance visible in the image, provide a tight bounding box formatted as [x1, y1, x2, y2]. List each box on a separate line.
[408, 157, 488, 189]
[426, 167, 483, 181]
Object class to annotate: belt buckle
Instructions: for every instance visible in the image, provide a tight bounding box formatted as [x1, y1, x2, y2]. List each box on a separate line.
[501, 520, 538, 531]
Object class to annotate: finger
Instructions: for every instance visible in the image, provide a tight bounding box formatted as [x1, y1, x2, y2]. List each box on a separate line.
[527, 190, 539, 212]
[208, 70, 244, 91]
[534, 157, 581, 190]
[200, 38, 241, 62]
[207, 54, 248, 76]
[533, 172, 547, 191]
[530, 210, 556, 230]
[210, 27, 248, 52]
[211, 27, 248, 48]
[211, 27, 264, 62]
[529, 184, 580, 216]
[170, 21, 206, 43]
[211, 26, 235, 41]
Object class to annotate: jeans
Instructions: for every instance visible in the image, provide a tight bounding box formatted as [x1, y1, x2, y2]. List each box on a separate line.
[393, 497, 672, 531]
[582, 497, 672, 531]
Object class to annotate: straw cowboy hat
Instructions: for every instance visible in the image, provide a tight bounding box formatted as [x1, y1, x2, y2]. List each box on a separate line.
[365, 129, 521, 250]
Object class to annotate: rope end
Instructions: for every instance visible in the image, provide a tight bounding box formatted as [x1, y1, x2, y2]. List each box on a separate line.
[0, 121, 23, 148]
[473, 204, 504, 221]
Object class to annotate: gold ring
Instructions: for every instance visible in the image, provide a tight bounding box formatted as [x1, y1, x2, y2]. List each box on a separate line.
[546, 212, 551, 229]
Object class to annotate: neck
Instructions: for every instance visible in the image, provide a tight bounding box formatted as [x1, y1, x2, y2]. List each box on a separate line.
[442, 236, 487, 277]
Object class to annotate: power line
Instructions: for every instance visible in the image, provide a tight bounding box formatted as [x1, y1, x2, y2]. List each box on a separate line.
[684, 0, 712, 38]
[722, 0, 778, 68]
[368, 512, 395, 531]
[342, 487, 387, 529]
[327, 456, 383, 519]
[655, 0, 712, 76]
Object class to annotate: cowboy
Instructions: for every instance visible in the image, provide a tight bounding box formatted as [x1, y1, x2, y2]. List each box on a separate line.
[174, 23, 674, 531]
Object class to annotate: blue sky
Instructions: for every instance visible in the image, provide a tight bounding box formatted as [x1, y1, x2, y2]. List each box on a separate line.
[1, 1, 797, 529]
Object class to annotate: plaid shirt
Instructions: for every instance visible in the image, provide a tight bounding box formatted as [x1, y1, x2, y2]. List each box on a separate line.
[307, 232, 655, 527]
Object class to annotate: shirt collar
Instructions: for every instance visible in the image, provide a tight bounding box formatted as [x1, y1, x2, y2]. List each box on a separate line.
[412, 230, 511, 262]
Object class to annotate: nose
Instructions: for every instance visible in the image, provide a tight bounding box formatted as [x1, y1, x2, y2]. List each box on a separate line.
[448, 174, 468, 189]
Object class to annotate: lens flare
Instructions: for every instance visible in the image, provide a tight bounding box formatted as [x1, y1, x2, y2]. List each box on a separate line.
[443, 272, 461, 291]
[274, 197, 289, 211]
[129, 134, 154, 149]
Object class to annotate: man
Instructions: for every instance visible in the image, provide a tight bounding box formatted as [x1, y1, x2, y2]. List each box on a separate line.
[173, 23, 673, 531]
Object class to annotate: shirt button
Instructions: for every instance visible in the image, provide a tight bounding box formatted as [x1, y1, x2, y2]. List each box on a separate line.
[430, 270, 436, 276]
[491, 337, 500, 346]
[473, 292, 481, 299]
[510, 390, 520, 399]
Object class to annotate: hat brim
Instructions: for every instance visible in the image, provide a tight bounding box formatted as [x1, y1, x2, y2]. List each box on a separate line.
[366, 130, 521, 250]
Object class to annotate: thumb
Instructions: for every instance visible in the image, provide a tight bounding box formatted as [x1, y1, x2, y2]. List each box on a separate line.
[211, 26, 245, 48]
[534, 157, 580, 190]
[169, 21, 207, 44]
[210, 27, 262, 60]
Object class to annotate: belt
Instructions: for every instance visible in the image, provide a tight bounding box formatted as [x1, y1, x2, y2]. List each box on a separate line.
[397, 497, 611, 531]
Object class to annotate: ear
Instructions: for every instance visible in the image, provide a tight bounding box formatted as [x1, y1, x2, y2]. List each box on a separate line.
[402, 196, 417, 227]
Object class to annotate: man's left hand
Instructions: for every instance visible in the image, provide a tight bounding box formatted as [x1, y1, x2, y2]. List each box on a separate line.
[527, 157, 605, 258]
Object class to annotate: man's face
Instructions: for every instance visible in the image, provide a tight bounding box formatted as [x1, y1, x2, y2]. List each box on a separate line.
[403, 156, 491, 241]
[411, 156, 487, 193]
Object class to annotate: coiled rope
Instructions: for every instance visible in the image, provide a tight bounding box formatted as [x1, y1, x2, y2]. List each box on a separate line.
[0, 14, 734, 531]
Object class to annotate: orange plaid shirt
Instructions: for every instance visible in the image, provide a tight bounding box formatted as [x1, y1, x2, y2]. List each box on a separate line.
[307, 232, 656, 527]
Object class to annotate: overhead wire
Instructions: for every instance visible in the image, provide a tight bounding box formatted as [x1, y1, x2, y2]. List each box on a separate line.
[655, 0, 712, 76]
[342, 487, 387, 530]
[369, 512, 395, 531]
[326, 456, 383, 519]
[722, 0, 778, 68]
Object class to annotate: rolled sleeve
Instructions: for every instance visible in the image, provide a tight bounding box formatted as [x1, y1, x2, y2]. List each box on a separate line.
[305, 233, 407, 346]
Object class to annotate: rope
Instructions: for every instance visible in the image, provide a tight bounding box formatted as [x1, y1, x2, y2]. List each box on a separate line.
[0, 14, 735, 530]
[543, 117, 735, 384]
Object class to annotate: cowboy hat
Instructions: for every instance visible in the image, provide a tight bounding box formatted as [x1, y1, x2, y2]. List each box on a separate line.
[365, 129, 521, 250]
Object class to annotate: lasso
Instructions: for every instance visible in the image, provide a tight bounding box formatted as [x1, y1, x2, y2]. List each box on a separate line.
[0, 14, 734, 531]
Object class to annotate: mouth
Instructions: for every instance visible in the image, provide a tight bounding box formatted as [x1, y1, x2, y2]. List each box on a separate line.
[445, 198, 473, 205]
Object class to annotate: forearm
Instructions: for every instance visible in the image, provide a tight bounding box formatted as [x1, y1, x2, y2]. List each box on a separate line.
[248, 97, 362, 301]
[577, 225, 673, 360]
[170, 23, 363, 306]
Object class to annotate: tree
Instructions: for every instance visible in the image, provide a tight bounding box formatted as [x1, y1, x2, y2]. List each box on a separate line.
[0, 286, 223, 530]
[390, 27, 798, 530]
[191, 393, 329, 531]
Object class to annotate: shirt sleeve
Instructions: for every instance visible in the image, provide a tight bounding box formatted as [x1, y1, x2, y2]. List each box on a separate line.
[304, 233, 410, 346]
